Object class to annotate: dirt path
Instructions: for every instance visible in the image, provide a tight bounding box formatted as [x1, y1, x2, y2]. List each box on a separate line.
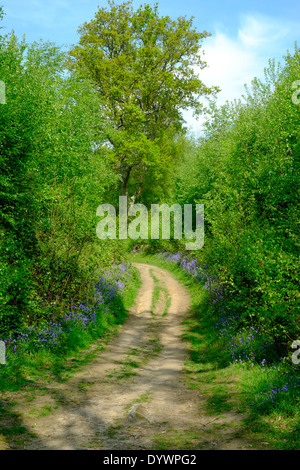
[0, 263, 254, 450]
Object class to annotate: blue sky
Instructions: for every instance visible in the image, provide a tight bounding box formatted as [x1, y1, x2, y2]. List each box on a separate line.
[1, 0, 300, 133]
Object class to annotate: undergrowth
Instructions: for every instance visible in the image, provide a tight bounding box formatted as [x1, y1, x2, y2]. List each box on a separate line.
[129, 251, 300, 450]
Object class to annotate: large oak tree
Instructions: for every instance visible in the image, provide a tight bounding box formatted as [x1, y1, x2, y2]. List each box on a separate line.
[68, 0, 218, 199]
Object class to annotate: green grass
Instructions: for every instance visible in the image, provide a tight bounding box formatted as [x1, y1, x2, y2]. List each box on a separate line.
[125, 392, 153, 411]
[108, 332, 163, 381]
[28, 404, 58, 417]
[0, 264, 142, 391]
[149, 268, 170, 317]
[0, 424, 27, 436]
[128, 252, 300, 450]
[152, 429, 206, 450]
[2, 252, 299, 450]
[0, 263, 142, 449]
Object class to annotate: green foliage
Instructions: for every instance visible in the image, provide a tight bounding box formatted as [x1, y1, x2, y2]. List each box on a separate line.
[173, 47, 300, 351]
[0, 26, 120, 336]
[68, 0, 218, 198]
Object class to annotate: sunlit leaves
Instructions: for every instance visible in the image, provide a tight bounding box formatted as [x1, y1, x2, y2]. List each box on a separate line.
[68, 0, 218, 197]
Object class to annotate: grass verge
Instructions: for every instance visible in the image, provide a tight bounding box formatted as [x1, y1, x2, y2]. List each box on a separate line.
[0, 263, 142, 449]
[129, 252, 300, 450]
[0, 264, 141, 390]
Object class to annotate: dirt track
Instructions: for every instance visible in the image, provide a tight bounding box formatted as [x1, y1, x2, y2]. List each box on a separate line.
[1, 263, 254, 450]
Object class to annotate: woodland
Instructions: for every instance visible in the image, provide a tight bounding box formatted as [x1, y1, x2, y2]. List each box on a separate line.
[0, 1, 299, 449]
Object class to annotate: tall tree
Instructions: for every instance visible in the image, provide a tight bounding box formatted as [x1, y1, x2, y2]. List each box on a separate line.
[68, 0, 218, 199]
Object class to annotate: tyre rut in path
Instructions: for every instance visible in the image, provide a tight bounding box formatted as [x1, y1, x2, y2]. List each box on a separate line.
[4, 263, 253, 450]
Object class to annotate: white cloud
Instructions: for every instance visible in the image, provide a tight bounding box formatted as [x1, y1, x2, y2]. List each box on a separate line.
[199, 31, 262, 103]
[183, 28, 264, 135]
[184, 13, 300, 135]
[238, 14, 290, 48]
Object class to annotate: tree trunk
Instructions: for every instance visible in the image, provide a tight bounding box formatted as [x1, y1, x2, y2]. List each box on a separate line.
[120, 161, 131, 197]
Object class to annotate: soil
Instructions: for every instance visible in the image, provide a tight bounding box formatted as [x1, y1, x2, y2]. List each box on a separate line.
[0, 263, 255, 450]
